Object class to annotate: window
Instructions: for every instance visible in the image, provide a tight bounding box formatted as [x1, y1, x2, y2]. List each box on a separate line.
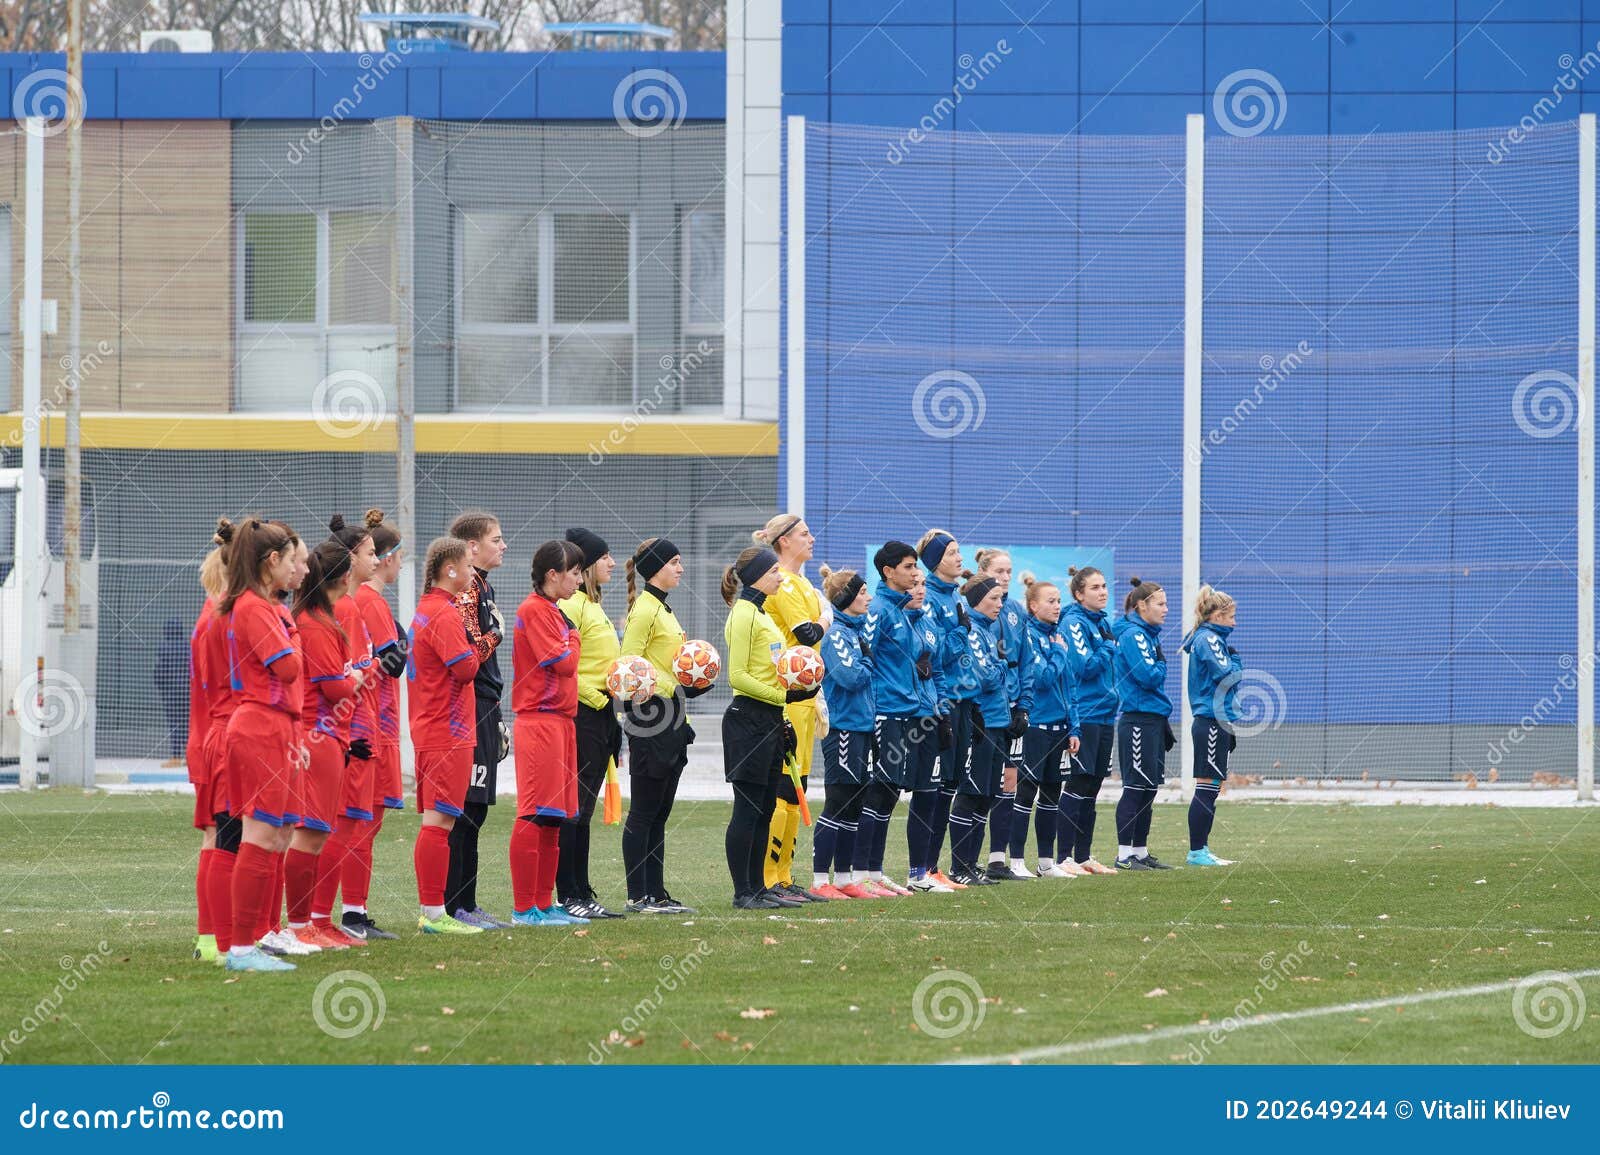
[677, 208, 724, 410]
[0, 205, 11, 405]
[236, 210, 396, 412]
[456, 209, 635, 410]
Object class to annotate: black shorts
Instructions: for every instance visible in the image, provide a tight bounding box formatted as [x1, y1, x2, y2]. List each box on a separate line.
[822, 728, 871, 786]
[722, 697, 786, 786]
[1117, 712, 1167, 789]
[1021, 723, 1074, 786]
[874, 715, 938, 791]
[623, 691, 692, 781]
[959, 724, 1008, 797]
[935, 699, 975, 791]
[466, 695, 503, 805]
[1193, 716, 1231, 781]
[1073, 721, 1115, 778]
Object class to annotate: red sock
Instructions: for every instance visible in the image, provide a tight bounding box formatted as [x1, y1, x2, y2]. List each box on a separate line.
[196, 848, 215, 936]
[510, 819, 540, 913]
[414, 824, 451, 907]
[535, 823, 560, 911]
[231, 843, 277, 951]
[284, 848, 319, 926]
[344, 813, 376, 908]
[208, 848, 236, 952]
[314, 819, 357, 918]
[263, 851, 286, 940]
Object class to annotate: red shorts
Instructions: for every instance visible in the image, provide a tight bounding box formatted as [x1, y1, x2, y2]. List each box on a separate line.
[225, 704, 298, 826]
[415, 746, 471, 818]
[514, 713, 579, 820]
[375, 743, 404, 810]
[295, 729, 345, 833]
[341, 738, 376, 821]
[191, 725, 231, 829]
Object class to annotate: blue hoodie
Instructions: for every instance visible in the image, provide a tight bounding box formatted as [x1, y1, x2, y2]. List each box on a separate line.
[923, 572, 978, 701]
[822, 610, 875, 732]
[864, 585, 926, 718]
[1061, 602, 1119, 725]
[997, 594, 1032, 705]
[1113, 609, 1170, 717]
[1184, 621, 1243, 722]
[1025, 614, 1079, 732]
[968, 613, 1013, 729]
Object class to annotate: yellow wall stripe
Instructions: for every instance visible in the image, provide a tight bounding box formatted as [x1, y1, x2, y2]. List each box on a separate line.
[0, 413, 779, 458]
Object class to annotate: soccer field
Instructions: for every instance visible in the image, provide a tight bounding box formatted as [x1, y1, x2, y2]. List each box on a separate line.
[0, 792, 1596, 1066]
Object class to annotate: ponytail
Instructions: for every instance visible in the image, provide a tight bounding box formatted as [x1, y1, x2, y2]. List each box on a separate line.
[1123, 575, 1164, 616]
[1020, 570, 1056, 611]
[1067, 564, 1103, 604]
[1194, 583, 1235, 624]
[423, 536, 469, 590]
[219, 517, 293, 614]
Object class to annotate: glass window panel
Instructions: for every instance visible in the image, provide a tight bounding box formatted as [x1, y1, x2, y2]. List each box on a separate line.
[686, 210, 723, 328]
[461, 212, 537, 324]
[549, 332, 632, 407]
[329, 211, 392, 325]
[553, 213, 630, 324]
[244, 213, 316, 324]
[456, 334, 544, 410]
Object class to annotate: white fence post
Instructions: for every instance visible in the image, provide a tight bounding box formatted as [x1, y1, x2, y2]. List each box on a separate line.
[1182, 113, 1204, 802]
[1578, 113, 1595, 803]
[786, 115, 807, 518]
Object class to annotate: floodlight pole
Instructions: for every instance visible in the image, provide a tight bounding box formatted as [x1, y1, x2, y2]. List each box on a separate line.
[1181, 114, 1204, 803]
[786, 115, 807, 519]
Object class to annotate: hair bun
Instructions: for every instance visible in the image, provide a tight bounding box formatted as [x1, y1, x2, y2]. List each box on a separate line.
[364, 507, 385, 528]
[328, 514, 346, 533]
[1067, 565, 1079, 576]
[817, 563, 834, 580]
[213, 517, 235, 546]
[1129, 575, 1143, 587]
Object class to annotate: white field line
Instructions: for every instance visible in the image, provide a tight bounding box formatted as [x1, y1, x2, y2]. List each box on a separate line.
[946, 967, 1600, 1065]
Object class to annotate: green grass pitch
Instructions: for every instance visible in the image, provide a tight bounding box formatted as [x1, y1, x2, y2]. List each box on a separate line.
[0, 791, 1597, 1065]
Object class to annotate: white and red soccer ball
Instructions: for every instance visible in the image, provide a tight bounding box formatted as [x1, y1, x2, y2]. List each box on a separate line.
[606, 654, 657, 700]
[775, 644, 824, 690]
[673, 639, 721, 689]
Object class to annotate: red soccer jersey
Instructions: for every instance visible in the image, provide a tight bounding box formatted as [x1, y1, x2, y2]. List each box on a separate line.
[334, 594, 377, 743]
[295, 607, 355, 741]
[186, 600, 214, 776]
[408, 586, 481, 749]
[512, 593, 580, 717]
[355, 583, 401, 744]
[226, 588, 304, 718]
[200, 608, 237, 725]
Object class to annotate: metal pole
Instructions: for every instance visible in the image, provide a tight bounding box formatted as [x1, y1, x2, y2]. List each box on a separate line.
[1181, 113, 1204, 803]
[18, 121, 45, 789]
[1578, 112, 1594, 804]
[393, 117, 417, 783]
[785, 115, 806, 518]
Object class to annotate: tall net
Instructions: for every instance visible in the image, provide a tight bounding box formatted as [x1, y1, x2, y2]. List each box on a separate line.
[800, 118, 1584, 786]
[0, 117, 770, 770]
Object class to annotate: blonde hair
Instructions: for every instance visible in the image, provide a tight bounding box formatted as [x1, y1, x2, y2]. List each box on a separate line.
[974, 548, 1010, 574]
[818, 563, 859, 604]
[200, 518, 234, 600]
[916, 528, 970, 578]
[1194, 583, 1235, 623]
[753, 514, 804, 553]
[423, 536, 469, 589]
[1019, 570, 1056, 612]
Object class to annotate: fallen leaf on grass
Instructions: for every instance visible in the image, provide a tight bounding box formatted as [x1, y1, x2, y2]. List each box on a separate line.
[713, 1030, 739, 1043]
[740, 1007, 775, 1020]
[1145, 987, 1168, 998]
[441, 1007, 456, 1016]
[573, 929, 589, 938]
[623, 1033, 645, 1048]
[413, 1045, 431, 1054]
[762, 935, 778, 945]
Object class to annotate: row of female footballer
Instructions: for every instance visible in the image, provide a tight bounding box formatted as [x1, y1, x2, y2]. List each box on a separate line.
[713, 519, 1249, 913]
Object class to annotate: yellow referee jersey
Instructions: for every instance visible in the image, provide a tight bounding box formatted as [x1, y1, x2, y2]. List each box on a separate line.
[724, 595, 787, 707]
[620, 587, 687, 701]
[558, 588, 620, 710]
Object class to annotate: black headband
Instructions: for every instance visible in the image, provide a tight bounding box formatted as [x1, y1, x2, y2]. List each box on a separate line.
[635, 538, 680, 582]
[830, 573, 866, 611]
[737, 548, 781, 588]
[768, 516, 802, 545]
[964, 576, 999, 608]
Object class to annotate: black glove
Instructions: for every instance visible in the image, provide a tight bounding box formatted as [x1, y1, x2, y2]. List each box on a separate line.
[346, 737, 373, 762]
[792, 621, 824, 646]
[915, 653, 933, 680]
[936, 716, 954, 750]
[684, 682, 713, 699]
[1229, 732, 1238, 753]
[497, 721, 510, 762]
[1153, 643, 1166, 663]
[996, 637, 1008, 662]
[377, 641, 407, 678]
[783, 721, 798, 756]
[1007, 707, 1029, 740]
[956, 602, 970, 628]
[786, 684, 821, 703]
[1099, 625, 1115, 644]
[858, 639, 872, 661]
[683, 720, 696, 745]
[1163, 720, 1176, 751]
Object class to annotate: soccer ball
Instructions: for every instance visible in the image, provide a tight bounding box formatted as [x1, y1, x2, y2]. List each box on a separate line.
[673, 639, 721, 689]
[775, 645, 824, 689]
[606, 655, 657, 700]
